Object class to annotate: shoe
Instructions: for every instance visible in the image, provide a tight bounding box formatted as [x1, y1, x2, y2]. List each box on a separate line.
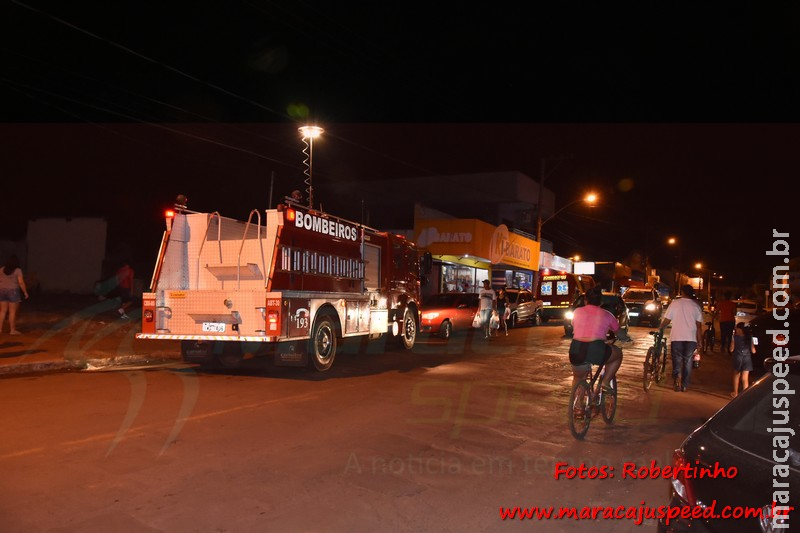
[673, 378, 681, 392]
[601, 384, 614, 394]
[119, 313, 130, 320]
[505, 332, 508, 336]
[681, 385, 687, 392]
[9, 330, 21, 335]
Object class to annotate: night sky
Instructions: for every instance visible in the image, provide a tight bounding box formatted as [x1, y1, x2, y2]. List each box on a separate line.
[2, 2, 798, 287]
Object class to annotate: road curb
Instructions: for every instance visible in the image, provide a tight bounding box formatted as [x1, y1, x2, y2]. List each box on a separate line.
[0, 353, 182, 376]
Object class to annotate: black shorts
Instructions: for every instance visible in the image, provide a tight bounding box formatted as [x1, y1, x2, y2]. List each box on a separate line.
[569, 340, 611, 367]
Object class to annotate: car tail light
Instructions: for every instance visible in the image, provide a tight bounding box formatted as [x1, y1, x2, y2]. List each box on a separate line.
[671, 449, 696, 506]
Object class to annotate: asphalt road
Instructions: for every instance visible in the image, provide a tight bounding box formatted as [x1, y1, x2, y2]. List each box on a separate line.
[0, 322, 735, 532]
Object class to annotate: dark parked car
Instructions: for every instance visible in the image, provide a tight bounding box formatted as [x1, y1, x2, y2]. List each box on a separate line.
[656, 356, 800, 532]
[563, 291, 630, 338]
[621, 286, 663, 327]
[420, 292, 479, 339]
[743, 308, 799, 378]
[504, 288, 544, 328]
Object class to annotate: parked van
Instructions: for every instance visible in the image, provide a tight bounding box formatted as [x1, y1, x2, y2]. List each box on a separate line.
[535, 270, 595, 322]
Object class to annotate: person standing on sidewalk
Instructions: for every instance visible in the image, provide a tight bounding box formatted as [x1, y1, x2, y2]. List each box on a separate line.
[0, 255, 29, 335]
[729, 322, 755, 398]
[115, 262, 135, 319]
[659, 284, 704, 392]
[496, 288, 509, 336]
[716, 290, 736, 354]
[478, 279, 496, 339]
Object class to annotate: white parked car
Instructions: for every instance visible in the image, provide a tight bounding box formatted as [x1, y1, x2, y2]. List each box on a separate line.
[733, 299, 760, 324]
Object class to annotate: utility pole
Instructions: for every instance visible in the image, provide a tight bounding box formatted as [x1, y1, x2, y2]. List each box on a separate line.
[535, 154, 573, 243]
[536, 157, 546, 242]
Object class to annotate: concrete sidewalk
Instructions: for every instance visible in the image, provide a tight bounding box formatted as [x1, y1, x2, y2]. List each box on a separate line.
[0, 294, 180, 376]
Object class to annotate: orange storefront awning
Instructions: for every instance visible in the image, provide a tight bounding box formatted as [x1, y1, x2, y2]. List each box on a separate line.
[414, 219, 539, 271]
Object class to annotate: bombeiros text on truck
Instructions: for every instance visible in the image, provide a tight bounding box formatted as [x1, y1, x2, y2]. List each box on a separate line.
[136, 194, 432, 371]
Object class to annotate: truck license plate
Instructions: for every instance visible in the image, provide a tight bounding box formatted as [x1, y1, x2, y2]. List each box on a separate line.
[202, 322, 226, 333]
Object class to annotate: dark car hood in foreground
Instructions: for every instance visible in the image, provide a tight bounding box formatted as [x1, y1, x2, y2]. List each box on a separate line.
[669, 373, 799, 532]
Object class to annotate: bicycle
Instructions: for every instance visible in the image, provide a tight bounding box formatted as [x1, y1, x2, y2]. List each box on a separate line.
[702, 320, 715, 353]
[643, 329, 668, 392]
[567, 341, 618, 440]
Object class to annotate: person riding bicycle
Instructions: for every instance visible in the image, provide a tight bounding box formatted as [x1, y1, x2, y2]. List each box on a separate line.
[568, 286, 624, 391]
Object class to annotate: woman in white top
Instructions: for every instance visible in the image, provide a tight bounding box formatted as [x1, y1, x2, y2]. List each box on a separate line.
[0, 255, 29, 335]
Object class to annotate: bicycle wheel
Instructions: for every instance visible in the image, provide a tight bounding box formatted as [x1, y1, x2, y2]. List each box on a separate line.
[568, 380, 592, 439]
[703, 329, 714, 353]
[656, 342, 668, 383]
[643, 347, 655, 392]
[601, 377, 617, 423]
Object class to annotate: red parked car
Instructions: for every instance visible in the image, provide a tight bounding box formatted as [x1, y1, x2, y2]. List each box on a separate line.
[420, 292, 480, 339]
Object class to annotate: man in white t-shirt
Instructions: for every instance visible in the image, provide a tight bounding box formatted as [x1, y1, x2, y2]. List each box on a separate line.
[478, 279, 496, 339]
[659, 285, 704, 392]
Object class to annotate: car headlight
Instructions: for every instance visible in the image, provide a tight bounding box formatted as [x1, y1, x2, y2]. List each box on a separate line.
[421, 312, 440, 320]
[645, 303, 656, 311]
[565, 311, 574, 320]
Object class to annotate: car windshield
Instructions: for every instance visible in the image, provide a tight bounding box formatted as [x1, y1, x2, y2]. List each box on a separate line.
[505, 291, 520, 304]
[623, 291, 650, 302]
[424, 294, 461, 307]
[708, 373, 800, 461]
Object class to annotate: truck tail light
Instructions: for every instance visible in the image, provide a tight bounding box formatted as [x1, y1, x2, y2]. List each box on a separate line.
[264, 299, 282, 336]
[141, 294, 157, 334]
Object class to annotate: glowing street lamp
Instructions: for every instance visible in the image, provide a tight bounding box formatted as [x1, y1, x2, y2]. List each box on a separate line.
[694, 263, 721, 303]
[299, 125, 323, 209]
[536, 192, 598, 242]
[667, 236, 683, 290]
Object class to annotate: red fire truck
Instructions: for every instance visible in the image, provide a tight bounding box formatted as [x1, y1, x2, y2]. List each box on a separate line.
[136, 197, 431, 371]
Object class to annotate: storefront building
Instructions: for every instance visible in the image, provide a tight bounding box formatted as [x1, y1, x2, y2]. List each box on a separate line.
[414, 218, 540, 297]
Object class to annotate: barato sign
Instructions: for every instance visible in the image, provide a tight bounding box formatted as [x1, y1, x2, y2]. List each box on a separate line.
[295, 211, 358, 241]
[490, 225, 535, 269]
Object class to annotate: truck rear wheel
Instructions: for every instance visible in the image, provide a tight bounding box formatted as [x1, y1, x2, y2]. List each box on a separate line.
[310, 316, 337, 372]
[398, 308, 416, 350]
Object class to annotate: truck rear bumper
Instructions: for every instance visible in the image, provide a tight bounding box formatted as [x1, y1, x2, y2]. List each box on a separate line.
[136, 333, 275, 342]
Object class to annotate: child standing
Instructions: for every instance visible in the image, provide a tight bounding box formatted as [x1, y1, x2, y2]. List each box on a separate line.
[496, 289, 509, 336]
[729, 322, 755, 398]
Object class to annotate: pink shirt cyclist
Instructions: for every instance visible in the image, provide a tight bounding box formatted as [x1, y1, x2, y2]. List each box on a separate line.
[572, 304, 619, 341]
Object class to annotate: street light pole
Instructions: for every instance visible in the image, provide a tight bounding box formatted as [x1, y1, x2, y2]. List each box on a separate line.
[540, 194, 598, 228]
[536, 157, 546, 242]
[535, 155, 572, 242]
[299, 125, 323, 209]
[667, 237, 682, 294]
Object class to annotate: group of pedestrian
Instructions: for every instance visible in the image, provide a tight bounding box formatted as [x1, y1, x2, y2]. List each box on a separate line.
[657, 286, 753, 398]
[0, 254, 137, 335]
[477, 280, 511, 338]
